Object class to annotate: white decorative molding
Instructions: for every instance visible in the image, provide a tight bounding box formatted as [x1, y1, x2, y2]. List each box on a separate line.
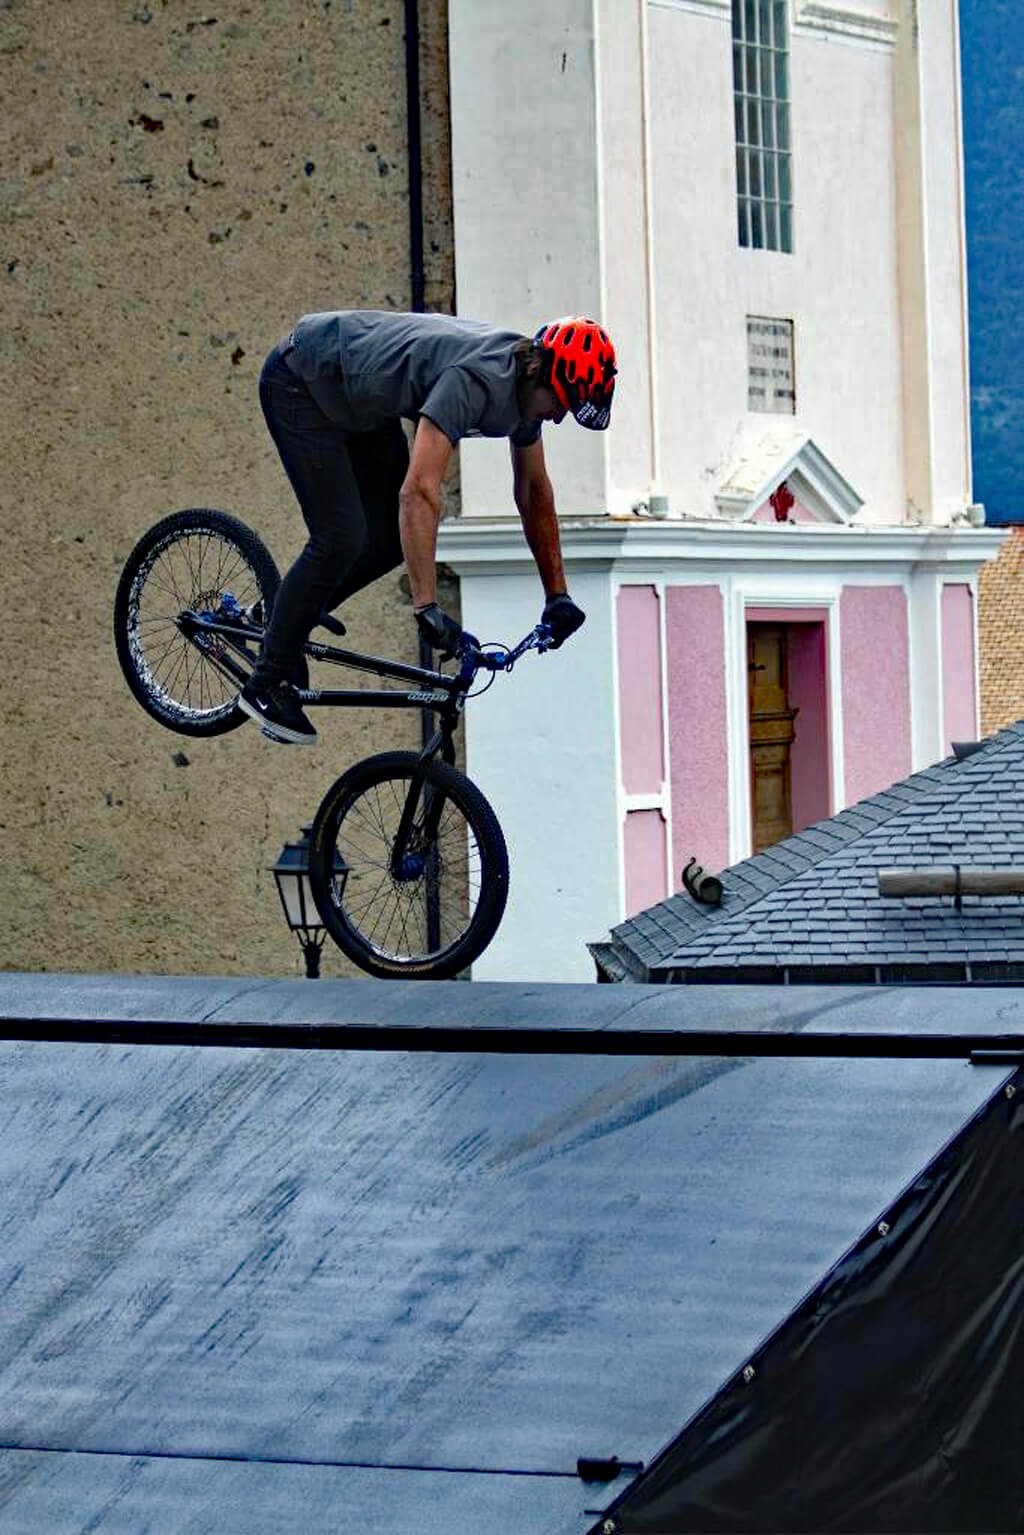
[649, 0, 898, 44]
[649, 0, 730, 18]
[792, 1, 899, 48]
[714, 427, 864, 524]
[439, 516, 1009, 579]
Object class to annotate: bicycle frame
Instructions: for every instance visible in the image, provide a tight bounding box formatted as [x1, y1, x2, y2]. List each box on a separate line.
[178, 610, 547, 767]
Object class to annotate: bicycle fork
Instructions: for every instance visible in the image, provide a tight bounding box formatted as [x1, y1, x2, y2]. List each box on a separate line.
[388, 714, 458, 885]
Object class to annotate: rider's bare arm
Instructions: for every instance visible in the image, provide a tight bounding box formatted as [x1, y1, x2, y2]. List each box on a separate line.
[400, 416, 454, 610]
[510, 438, 567, 598]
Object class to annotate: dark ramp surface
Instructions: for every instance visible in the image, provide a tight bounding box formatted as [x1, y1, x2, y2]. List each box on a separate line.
[0, 976, 1014, 1532]
[0, 1456, 601, 1535]
[7, 970, 1024, 1038]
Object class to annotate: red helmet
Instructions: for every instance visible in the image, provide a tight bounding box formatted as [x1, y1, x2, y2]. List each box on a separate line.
[533, 316, 617, 430]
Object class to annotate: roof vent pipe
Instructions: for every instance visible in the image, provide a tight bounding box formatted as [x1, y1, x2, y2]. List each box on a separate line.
[682, 857, 724, 906]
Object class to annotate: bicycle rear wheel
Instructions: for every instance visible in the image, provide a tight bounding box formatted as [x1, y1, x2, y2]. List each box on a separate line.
[114, 508, 280, 737]
[308, 751, 509, 980]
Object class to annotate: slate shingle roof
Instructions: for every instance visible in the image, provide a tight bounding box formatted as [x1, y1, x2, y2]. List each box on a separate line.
[595, 720, 1024, 984]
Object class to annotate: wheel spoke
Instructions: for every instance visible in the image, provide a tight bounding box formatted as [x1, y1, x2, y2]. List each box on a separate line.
[125, 522, 271, 726]
[323, 766, 490, 965]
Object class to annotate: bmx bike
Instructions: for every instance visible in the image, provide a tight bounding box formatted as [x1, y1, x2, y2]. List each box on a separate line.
[113, 507, 552, 980]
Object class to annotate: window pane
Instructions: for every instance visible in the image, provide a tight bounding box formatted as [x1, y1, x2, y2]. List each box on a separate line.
[732, 42, 744, 90]
[745, 0, 757, 43]
[759, 0, 773, 49]
[748, 151, 762, 198]
[739, 199, 750, 248]
[764, 154, 777, 200]
[777, 102, 790, 151]
[762, 101, 776, 148]
[748, 47, 762, 96]
[780, 204, 793, 252]
[774, 50, 788, 100]
[778, 154, 791, 202]
[773, 0, 786, 43]
[736, 147, 748, 195]
[750, 201, 764, 249]
[747, 97, 761, 144]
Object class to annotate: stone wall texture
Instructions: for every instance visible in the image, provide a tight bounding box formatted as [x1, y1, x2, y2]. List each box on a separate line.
[1, 0, 455, 977]
[978, 525, 1024, 736]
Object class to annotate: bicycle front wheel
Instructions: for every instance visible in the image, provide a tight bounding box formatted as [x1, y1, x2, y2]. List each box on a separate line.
[308, 751, 509, 980]
[114, 507, 280, 737]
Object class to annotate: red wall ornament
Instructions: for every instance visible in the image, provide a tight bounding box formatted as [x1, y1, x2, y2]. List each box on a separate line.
[770, 481, 795, 522]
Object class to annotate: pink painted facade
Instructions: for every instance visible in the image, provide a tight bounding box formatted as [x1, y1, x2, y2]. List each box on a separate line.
[788, 621, 832, 830]
[623, 809, 669, 918]
[612, 571, 981, 906]
[665, 586, 730, 880]
[616, 585, 665, 793]
[840, 585, 912, 805]
[941, 584, 978, 751]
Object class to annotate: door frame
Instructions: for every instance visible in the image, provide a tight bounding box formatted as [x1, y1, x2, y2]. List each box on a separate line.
[728, 593, 843, 862]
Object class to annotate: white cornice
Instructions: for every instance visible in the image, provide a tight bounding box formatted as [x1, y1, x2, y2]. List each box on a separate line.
[649, 0, 730, 17]
[792, 2, 898, 49]
[438, 517, 1008, 578]
[649, 0, 898, 47]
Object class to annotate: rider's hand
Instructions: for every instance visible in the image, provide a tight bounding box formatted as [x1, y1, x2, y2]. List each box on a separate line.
[541, 592, 586, 649]
[415, 602, 464, 660]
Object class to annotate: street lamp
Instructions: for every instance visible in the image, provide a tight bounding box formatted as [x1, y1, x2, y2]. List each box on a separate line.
[269, 825, 348, 979]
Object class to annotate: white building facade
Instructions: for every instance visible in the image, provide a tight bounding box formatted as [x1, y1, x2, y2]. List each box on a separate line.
[438, 0, 1005, 981]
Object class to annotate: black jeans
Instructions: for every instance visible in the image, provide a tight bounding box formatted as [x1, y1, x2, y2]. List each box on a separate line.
[252, 339, 409, 689]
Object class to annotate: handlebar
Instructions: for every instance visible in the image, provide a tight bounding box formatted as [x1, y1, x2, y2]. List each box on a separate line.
[457, 624, 553, 684]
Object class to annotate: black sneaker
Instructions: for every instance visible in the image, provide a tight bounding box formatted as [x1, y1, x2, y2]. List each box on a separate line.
[238, 681, 317, 745]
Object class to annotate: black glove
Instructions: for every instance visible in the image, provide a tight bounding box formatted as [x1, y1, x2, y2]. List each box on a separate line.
[415, 602, 464, 660]
[541, 592, 586, 649]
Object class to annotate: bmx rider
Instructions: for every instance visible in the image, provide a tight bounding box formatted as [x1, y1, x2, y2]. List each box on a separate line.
[238, 310, 618, 745]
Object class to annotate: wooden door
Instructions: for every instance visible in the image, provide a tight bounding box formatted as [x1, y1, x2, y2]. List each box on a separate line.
[747, 625, 799, 852]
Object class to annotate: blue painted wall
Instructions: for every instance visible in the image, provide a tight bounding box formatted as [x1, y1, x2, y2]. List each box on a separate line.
[960, 0, 1024, 524]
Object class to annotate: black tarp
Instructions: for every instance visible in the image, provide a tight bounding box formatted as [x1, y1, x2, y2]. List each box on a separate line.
[597, 1067, 1024, 1534]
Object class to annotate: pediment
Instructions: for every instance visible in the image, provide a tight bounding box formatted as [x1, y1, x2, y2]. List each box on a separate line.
[714, 427, 864, 525]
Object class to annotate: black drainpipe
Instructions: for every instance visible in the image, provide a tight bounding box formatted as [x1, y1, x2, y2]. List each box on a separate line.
[405, 0, 426, 316]
[406, 0, 442, 953]
[404, 0, 431, 705]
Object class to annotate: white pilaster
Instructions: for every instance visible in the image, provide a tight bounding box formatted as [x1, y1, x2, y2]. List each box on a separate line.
[448, 0, 606, 518]
[893, 0, 973, 525]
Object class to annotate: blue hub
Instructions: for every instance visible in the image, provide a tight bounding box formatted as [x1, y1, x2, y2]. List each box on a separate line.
[394, 852, 426, 883]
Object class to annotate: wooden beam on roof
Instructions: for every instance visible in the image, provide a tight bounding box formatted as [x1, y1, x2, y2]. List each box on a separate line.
[878, 867, 1024, 898]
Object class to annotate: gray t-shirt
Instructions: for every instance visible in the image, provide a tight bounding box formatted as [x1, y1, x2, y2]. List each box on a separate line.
[287, 310, 543, 447]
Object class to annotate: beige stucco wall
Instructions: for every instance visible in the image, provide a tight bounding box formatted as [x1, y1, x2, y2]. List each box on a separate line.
[1, 0, 454, 977]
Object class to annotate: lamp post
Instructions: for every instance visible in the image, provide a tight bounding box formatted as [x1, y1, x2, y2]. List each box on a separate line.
[269, 826, 347, 979]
